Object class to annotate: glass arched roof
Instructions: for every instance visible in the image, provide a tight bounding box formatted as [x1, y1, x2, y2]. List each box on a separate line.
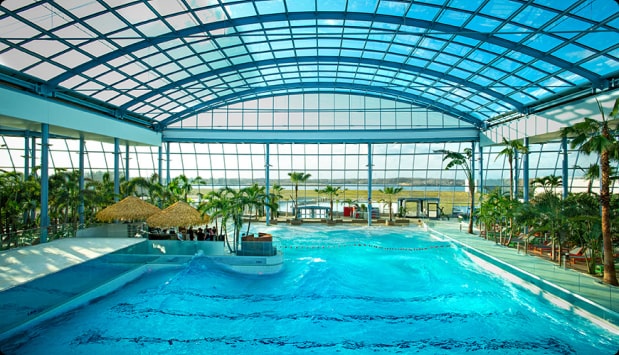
[0, 0, 618, 134]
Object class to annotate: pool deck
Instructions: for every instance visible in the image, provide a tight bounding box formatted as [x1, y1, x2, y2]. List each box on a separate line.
[0, 237, 144, 292]
[428, 220, 619, 327]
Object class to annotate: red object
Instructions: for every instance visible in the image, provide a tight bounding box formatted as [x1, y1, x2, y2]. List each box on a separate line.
[344, 206, 353, 217]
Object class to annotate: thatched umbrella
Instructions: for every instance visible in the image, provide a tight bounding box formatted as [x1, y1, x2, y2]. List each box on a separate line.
[96, 196, 161, 222]
[146, 200, 209, 229]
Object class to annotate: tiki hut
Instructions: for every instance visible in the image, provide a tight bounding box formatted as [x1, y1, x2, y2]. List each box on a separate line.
[96, 196, 161, 223]
[146, 201, 209, 229]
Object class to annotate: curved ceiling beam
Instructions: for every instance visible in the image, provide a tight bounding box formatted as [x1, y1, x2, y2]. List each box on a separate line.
[156, 81, 483, 129]
[48, 12, 601, 88]
[119, 56, 523, 113]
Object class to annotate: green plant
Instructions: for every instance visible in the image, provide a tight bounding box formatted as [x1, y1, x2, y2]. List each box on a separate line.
[561, 98, 619, 286]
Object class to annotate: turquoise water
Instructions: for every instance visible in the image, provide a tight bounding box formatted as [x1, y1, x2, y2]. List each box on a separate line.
[2, 225, 618, 354]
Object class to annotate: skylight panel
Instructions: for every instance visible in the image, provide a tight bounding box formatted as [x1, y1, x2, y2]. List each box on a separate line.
[376, 1, 409, 16]
[194, 7, 228, 24]
[515, 66, 546, 83]
[434, 52, 459, 65]
[296, 48, 318, 57]
[455, 59, 483, 72]
[24, 61, 64, 81]
[52, 50, 90, 69]
[116, 2, 157, 25]
[437, 9, 471, 27]
[164, 12, 198, 32]
[0, 48, 37, 71]
[209, 59, 231, 69]
[381, 53, 405, 64]
[84, 11, 128, 34]
[406, 57, 430, 68]
[225, 2, 257, 18]
[552, 43, 596, 62]
[578, 31, 619, 52]
[465, 15, 502, 33]
[273, 49, 295, 58]
[285, 0, 315, 12]
[251, 51, 275, 61]
[255, 0, 286, 15]
[495, 23, 530, 42]
[18, 3, 70, 31]
[427, 62, 450, 73]
[347, 0, 378, 12]
[581, 55, 619, 75]
[21, 38, 69, 59]
[406, 4, 440, 22]
[317, 0, 346, 11]
[231, 54, 253, 65]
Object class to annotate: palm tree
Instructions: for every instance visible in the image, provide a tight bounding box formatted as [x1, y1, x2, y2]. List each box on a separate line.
[379, 186, 403, 222]
[0, 171, 25, 244]
[192, 176, 207, 203]
[288, 171, 311, 219]
[561, 98, 619, 286]
[242, 183, 267, 235]
[495, 138, 528, 200]
[530, 175, 562, 197]
[268, 184, 285, 220]
[564, 193, 602, 274]
[167, 174, 192, 202]
[316, 185, 342, 221]
[437, 148, 476, 234]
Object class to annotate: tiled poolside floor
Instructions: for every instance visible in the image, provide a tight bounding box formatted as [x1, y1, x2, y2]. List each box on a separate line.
[428, 219, 619, 326]
[0, 237, 144, 292]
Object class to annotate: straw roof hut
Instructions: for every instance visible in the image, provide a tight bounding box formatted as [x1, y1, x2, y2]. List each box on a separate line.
[96, 196, 161, 222]
[146, 200, 209, 229]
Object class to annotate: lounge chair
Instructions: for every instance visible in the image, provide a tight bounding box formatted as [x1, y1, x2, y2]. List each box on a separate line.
[568, 248, 593, 265]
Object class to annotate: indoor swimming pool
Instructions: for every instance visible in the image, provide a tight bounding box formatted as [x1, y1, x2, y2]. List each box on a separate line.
[1, 225, 618, 354]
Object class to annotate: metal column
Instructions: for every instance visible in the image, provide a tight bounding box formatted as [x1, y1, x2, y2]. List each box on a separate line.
[265, 143, 271, 226]
[79, 135, 85, 226]
[114, 138, 120, 202]
[367, 143, 373, 226]
[561, 136, 569, 199]
[40, 124, 49, 243]
[523, 137, 530, 203]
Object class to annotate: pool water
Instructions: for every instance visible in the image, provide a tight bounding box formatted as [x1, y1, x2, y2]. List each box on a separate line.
[2, 225, 618, 354]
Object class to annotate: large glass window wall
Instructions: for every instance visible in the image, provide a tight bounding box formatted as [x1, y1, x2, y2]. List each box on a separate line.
[0, 135, 609, 212]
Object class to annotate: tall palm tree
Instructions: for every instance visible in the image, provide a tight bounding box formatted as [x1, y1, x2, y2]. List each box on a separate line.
[379, 186, 403, 222]
[192, 176, 207, 203]
[288, 171, 311, 219]
[316, 185, 342, 221]
[268, 184, 285, 220]
[561, 98, 619, 286]
[437, 148, 475, 234]
[167, 174, 192, 202]
[242, 183, 267, 235]
[495, 138, 528, 200]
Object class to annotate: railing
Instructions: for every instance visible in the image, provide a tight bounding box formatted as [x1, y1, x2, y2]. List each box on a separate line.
[0, 223, 85, 251]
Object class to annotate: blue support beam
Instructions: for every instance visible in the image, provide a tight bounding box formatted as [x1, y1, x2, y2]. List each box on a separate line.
[114, 138, 120, 202]
[163, 127, 480, 144]
[40, 123, 49, 243]
[367, 143, 373, 227]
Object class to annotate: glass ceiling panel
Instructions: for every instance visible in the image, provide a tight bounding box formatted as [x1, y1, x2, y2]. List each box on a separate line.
[0, 0, 616, 134]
